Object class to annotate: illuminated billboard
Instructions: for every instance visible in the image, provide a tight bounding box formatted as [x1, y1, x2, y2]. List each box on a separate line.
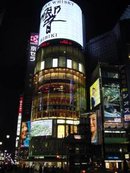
[16, 96, 23, 136]
[90, 113, 97, 143]
[29, 33, 39, 62]
[103, 83, 122, 128]
[39, 0, 83, 47]
[20, 121, 31, 147]
[90, 110, 103, 144]
[31, 120, 52, 136]
[90, 78, 101, 110]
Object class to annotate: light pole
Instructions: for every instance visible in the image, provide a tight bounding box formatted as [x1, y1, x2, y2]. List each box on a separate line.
[6, 135, 10, 139]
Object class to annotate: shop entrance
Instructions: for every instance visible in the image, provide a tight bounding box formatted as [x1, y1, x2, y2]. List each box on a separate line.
[105, 160, 123, 172]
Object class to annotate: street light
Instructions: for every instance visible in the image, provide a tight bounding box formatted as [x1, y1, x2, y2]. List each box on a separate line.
[6, 135, 10, 139]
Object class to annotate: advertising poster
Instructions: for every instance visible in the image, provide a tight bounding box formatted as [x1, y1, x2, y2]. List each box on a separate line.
[39, 0, 83, 47]
[103, 83, 122, 129]
[20, 121, 31, 147]
[90, 110, 103, 144]
[31, 120, 52, 136]
[90, 78, 101, 110]
[90, 113, 97, 143]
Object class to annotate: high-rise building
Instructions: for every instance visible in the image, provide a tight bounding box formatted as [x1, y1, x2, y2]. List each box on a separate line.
[85, 4, 130, 172]
[119, 4, 130, 98]
[29, 0, 87, 168]
[89, 63, 130, 172]
[16, 1, 130, 172]
[86, 4, 130, 97]
[17, 33, 39, 160]
[22, 33, 39, 122]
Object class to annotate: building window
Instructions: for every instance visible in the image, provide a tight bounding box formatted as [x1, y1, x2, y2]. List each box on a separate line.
[59, 56, 66, 67]
[41, 61, 45, 70]
[36, 61, 41, 73]
[79, 63, 82, 72]
[57, 125, 65, 138]
[73, 61, 78, 70]
[53, 58, 58, 67]
[102, 71, 119, 78]
[46, 57, 52, 68]
[67, 59, 72, 68]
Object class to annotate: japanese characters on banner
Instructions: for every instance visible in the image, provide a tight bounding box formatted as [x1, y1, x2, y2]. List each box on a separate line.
[15, 96, 23, 148]
[17, 96, 23, 136]
[39, 0, 83, 47]
[120, 66, 130, 122]
[29, 33, 39, 62]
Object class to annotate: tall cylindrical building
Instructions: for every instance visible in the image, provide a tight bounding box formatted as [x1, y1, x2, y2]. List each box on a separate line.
[29, 0, 86, 166]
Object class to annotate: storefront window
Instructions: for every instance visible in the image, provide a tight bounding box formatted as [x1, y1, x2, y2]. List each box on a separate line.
[57, 125, 65, 138]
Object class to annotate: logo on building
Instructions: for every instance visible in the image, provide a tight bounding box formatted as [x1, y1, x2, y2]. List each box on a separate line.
[29, 33, 39, 62]
[41, 5, 66, 34]
[39, 0, 83, 47]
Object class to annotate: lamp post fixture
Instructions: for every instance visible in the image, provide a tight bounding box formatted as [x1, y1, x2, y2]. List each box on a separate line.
[6, 135, 10, 139]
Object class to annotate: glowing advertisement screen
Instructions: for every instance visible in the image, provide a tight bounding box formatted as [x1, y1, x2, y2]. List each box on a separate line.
[31, 120, 52, 136]
[39, 0, 83, 47]
[90, 113, 97, 143]
[90, 78, 101, 110]
[20, 121, 31, 147]
[103, 83, 122, 129]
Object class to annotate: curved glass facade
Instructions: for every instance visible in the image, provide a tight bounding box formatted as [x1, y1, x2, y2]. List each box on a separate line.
[27, 0, 87, 161]
[30, 45, 86, 157]
[32, 68, 86, 120]
[34, 45, 85, 74]
[32, 45, 86, 122]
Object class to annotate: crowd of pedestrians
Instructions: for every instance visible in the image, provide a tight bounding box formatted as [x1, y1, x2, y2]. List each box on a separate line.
[0, 161, 130, 173]
[0, 162, 69, 173]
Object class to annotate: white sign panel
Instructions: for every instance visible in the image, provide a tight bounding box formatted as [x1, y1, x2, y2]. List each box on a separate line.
[29, 33, 39, 62]
[39, 0, 83, 47]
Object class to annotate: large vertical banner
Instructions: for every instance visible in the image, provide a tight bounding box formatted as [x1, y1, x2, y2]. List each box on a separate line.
[90, 112, 97, 143]
[90, 78, 101, 110]
[20, 121, 31, 147]
[29, 33, 39, 62]
[15, 96, 23, 148]
[23, 33, 39, 121]
[90, 110, 102, 144]
[102, 83, 122, 129]
[120, 66, 130, 124]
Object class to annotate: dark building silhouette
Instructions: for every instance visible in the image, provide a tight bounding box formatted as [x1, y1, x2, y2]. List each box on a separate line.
[85, 4, 130, 172]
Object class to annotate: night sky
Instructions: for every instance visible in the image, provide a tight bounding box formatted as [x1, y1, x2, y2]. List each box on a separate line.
[0, 0, 129, 152]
